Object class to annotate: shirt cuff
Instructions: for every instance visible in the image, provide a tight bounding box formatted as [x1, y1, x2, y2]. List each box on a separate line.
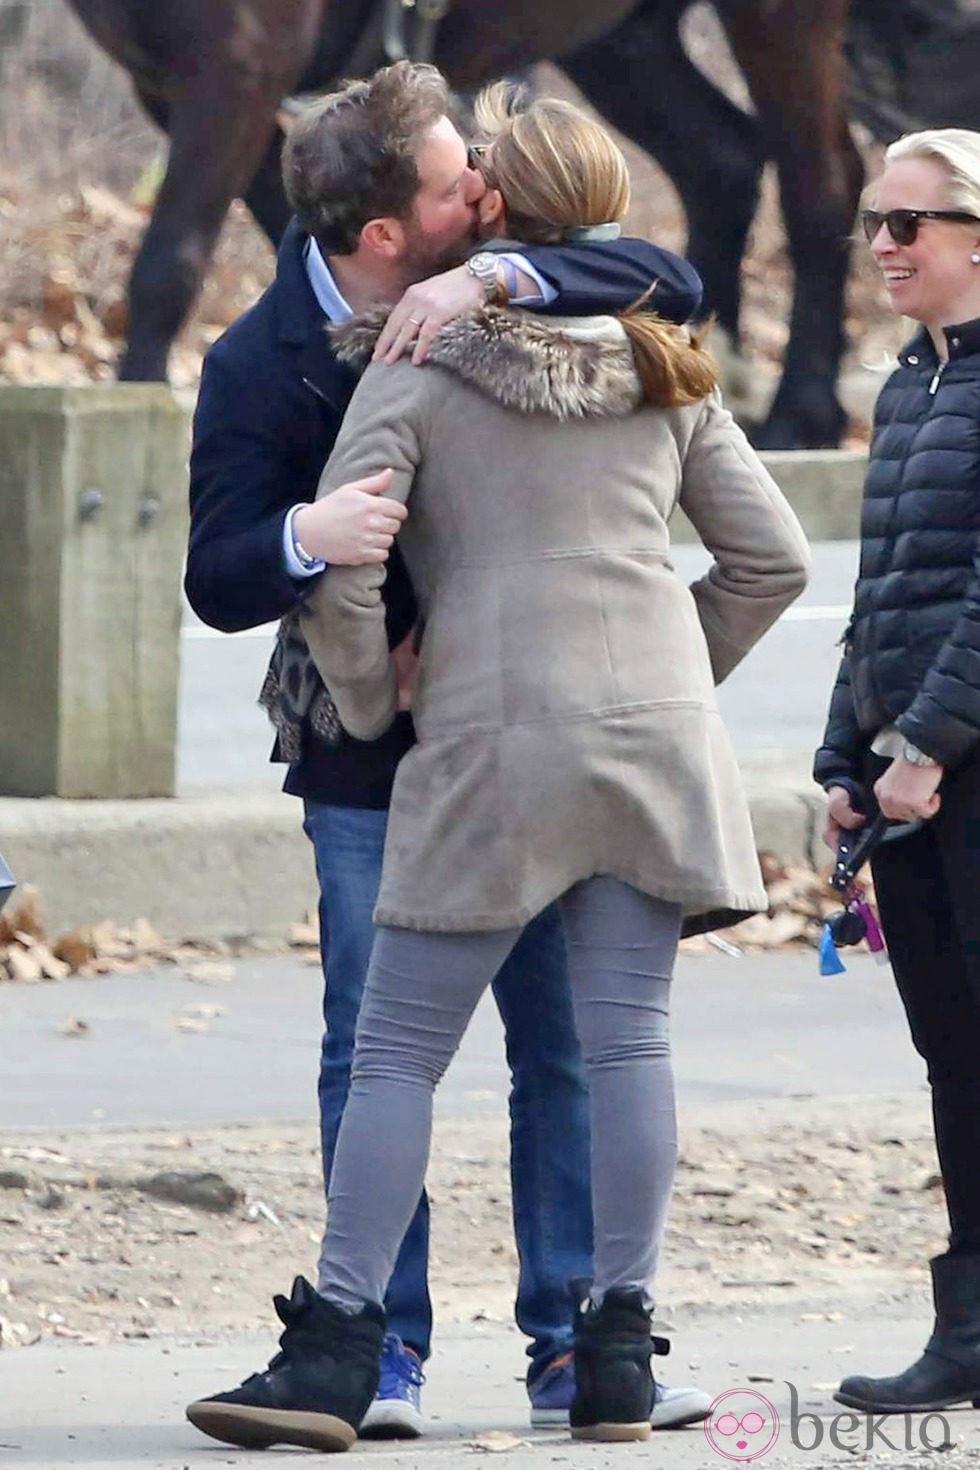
[283, 504, 327, 579]
[499, 253, 558, 307]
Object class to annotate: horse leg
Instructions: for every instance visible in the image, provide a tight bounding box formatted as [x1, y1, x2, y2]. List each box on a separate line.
[720, 0, 863, 448]
[562, 0, 763, 346]
[138, 82, 290, 257]
[243, 126, 293, 248]
[120, 75, 299, 380]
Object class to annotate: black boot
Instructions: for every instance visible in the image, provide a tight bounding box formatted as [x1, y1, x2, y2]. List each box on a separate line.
[186, 1276, 385, 1451]
[836, 1254, 980, 1413]
[570, 1288, 666, 1441]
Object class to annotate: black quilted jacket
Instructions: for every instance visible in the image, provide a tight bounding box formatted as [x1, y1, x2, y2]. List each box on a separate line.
[814, 316, 980, 789]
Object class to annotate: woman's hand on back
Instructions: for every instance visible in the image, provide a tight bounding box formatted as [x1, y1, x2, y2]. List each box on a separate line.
[874, 756, 943, 823]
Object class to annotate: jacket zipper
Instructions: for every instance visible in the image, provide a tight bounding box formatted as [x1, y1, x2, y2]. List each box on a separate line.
[303, 376, 332, 405]
[928, 361, 947, 395]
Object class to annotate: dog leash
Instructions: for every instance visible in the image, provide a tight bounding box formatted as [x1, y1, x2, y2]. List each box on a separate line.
[819, 814, 922, 975]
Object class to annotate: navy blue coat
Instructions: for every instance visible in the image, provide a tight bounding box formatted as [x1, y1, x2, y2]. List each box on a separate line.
[187, 221, 703, 804]
[815, 317, 980, 789]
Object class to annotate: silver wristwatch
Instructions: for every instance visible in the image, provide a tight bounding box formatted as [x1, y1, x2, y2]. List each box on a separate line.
[902, 741, 938, 768]
[466, 250, 501, 303]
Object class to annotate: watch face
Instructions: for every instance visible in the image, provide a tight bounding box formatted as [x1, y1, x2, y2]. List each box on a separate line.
[470, 251, 497, 275]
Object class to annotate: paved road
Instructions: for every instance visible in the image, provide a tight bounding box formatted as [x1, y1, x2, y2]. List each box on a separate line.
[177, 541, 859, 793]
[5, 1306, 967, 1470]
[0, 943, 949, 1470]
[0, 949, 923, 1132]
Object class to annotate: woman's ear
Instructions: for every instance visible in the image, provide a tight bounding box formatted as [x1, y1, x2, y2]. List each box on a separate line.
[477, 189, 504, 233]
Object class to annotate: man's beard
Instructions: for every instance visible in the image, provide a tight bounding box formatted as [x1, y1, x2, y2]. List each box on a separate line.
[399, 217, 477, 286]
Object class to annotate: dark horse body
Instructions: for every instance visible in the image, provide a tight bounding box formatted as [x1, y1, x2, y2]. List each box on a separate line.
[65, 0, 866, 446]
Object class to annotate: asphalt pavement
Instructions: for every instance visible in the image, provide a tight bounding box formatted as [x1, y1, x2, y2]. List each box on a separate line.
[6, 1307, 974, 1470]
[0, 949, 924, 1132]
[0, 948, 960, 1470]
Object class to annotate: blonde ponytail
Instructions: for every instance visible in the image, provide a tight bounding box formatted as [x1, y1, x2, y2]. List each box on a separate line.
[619, 309, 717, 407]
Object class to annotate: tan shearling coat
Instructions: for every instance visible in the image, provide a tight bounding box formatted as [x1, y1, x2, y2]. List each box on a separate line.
[301, 308, 810, 934]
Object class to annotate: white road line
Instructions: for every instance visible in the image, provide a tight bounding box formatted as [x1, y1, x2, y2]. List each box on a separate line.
[182, 624, 278, 640]
[182, 605, 853, 639]
[782, 604, 851, 622]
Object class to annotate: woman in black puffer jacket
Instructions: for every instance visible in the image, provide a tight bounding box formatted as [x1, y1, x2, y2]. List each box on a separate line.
[815, 127, 980, 1415]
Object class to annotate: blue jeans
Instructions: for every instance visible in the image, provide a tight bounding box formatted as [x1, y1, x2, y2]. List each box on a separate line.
[303, 800, 594, 1374]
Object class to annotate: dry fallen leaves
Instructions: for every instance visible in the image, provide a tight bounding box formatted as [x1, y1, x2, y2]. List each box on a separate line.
[0, 172, 272, 391]
[0, 1315, 41, 1349]
[0, 886, 236, 985]
[0, 857, 872, 987]
[681, 852, 864, 956]
[58, 1016, 90, 1038]
[465, 1432, 530, 1454]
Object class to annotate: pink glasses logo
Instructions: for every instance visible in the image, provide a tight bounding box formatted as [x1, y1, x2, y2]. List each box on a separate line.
[704, 1389, 781, 1462]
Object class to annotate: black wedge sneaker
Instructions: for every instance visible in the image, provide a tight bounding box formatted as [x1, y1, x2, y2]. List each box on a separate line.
[570, 1288, 666, 1442]
[186, 1276, 385, 1452]
[836, 1253, 980, 1413]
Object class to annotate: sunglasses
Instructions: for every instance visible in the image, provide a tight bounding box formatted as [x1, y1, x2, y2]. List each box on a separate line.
[467, 142, 492, 173]
[860, 207, 980, 245]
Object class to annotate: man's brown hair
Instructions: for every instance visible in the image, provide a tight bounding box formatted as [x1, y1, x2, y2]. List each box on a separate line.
[282, 60, 450, 256]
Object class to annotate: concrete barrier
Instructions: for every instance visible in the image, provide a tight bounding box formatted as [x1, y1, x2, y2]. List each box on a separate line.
[669, 450, 866, 544]
[0, 385, 190, 798]
[0, 790, 319, 941]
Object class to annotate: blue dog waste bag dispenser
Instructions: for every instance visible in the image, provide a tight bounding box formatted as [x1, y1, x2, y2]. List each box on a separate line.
[0, 850, 15, 915]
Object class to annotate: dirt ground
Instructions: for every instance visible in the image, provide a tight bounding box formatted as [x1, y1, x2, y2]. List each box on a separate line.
[0, 1093, 944, 1352]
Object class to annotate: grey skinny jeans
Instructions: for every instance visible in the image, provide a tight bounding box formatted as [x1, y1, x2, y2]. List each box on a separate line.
[319, 875, 681, 1315]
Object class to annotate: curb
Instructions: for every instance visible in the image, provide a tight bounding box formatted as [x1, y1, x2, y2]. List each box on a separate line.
[0, 757, 823, 942]
[0, 790, 318, 942]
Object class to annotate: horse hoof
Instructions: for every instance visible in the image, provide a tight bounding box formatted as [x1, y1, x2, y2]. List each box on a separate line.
[749, 402, 848, 451]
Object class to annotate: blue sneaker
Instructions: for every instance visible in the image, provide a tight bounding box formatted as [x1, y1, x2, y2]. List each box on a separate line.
[529, 1350, 711, 1430]
[358, 1334, 425, 1439]
[529, 1350, 576, 1428]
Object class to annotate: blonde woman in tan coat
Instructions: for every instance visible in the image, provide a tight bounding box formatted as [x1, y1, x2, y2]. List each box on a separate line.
[217, 92, 809, 1451]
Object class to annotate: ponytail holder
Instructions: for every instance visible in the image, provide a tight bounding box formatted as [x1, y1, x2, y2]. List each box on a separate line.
[562, 222, 622, 242]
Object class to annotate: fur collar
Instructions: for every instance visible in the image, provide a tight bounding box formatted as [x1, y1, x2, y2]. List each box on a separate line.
[330, 306, 642, 421]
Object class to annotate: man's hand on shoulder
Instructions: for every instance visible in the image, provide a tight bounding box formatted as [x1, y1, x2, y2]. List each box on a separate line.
[293, 469, 406, 566]
[374, 265, 488, 366]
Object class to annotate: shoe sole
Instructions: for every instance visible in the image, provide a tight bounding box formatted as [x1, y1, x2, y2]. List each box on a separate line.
[834, 1390, 980, 1414]
[186, 1401, 356, 1452]
[533, 1399, 710, 1431]
[652, 1406, 711, 1429]
[652, 1393, 714, 1428]
[530, 1407, 572, 1429]
[359, 1400, 425, 1439]
[571, 1422, 653, 1442]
